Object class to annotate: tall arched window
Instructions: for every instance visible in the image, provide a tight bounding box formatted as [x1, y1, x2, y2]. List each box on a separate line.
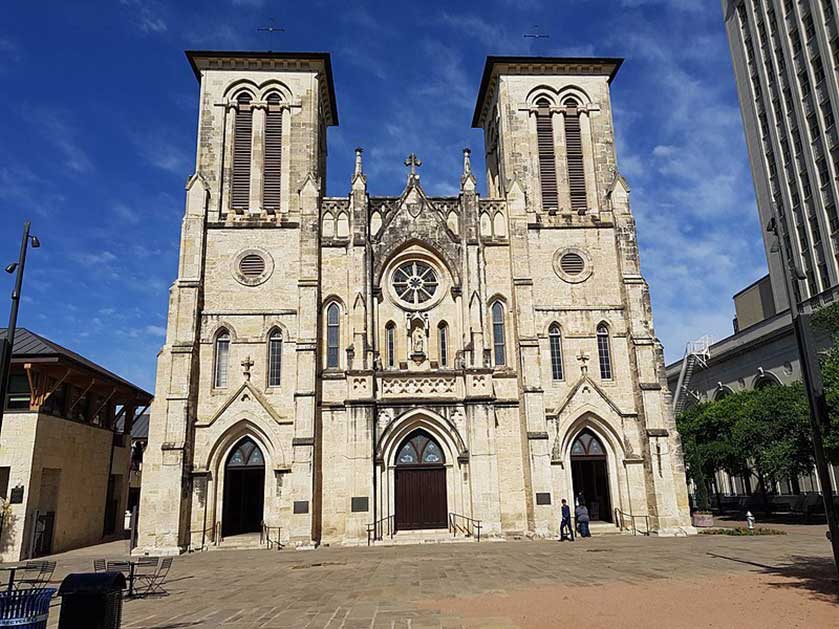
[214, 330, 231, 388]
[549, 323, 564, 381]
[597, 323, 612, 380]
[267, 330, 282, 387]
[564, 98, 587, 213]
[263, 93, 283, 211]
[491, 302, 506, 366]
[326, 303, 340, 369]
[438, 322, 449, 367]
[536, 98, 558, 210]
[231, 93, 253, 211]
[385, 322, 396, 369]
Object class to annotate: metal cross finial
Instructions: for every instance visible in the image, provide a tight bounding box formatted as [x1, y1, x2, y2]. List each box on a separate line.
[241, 355, 254, 380]
[404, 153, 422, 177]
[576, 350, 590, 375]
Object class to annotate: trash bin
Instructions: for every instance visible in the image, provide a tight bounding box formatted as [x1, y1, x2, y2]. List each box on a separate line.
[57, 572, 126, 629]
[0, 588, 56, 629]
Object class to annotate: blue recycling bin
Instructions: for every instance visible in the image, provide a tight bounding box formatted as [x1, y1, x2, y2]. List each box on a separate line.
[0, 588, 56, 628]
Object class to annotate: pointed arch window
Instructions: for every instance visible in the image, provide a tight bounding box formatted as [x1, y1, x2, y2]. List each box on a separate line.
[227, 437, 264, 468]
[549, 323, 564, 381]
[536, 98, 559, 210]
[570, 430, 606, 459]
[268, 330, 282, 387]
[326, 303, 340, 369]
[564, 98, 587, 213]
[263, 93, 283, 211]
[438, 322, 449, 367]
[491, 301, 506, 367]
[231, 93, 253, 211]
[597, 323, 612, 380]
[214, 330, 231, 388]
[396, 430, 445, 466]
[385, 321, 397, 369]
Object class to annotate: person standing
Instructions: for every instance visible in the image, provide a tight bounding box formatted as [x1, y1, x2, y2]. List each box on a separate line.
[560, 499, 574, 541]
[575, 502, 591, 538]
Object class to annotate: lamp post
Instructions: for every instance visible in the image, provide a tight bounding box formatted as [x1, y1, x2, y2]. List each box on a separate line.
[0, 220, 40, 431]
[767, 210, 839, 577]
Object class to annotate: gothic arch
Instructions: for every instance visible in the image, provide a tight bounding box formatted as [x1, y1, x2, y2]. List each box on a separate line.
[258, 79, 293, 102]
[205, 417, 284, 474]
[205, 321, 239, 343]
[752, 370, 782, 389]
[526, 85, 559, 107]
[257, 321, 290, 342]
[557, 85, 593, 107]
[553, 411, 625, 463]
[376, 408, 467, 464]
[222, 79, 259, 101]
[374, 239, 461, 290]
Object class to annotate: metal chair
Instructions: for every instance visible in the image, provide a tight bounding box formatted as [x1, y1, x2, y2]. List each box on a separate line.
[16, 561, 56, 591]
[93, 559, 106, 572]
[131, 557, 159, 593]
[142, 557, 173, 597]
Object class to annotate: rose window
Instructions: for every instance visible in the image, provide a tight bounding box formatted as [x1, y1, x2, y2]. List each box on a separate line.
[392, 261, 438, 305]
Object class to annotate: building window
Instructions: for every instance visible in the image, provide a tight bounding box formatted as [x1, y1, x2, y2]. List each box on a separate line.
[5, 374, 30, 410]
[214, 331, 231, 388]
[392, 260, 438, 305]
[385, 322, 396, 369]
[438, 322, 449, 367]
[263, 93, 283, 211]
[326, 303, 340, 369]
[564, 98, 587, 213]
[231, 92, 253, 211]
[268, 330, 282, 387]
[535, 98, 558, 210]
[549, 324, 564, 381]
[491, 301, 506, 367]
[597, 324, 612, 380]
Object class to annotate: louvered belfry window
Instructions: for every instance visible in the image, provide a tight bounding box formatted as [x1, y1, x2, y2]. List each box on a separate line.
[231, 93, 253, 211]
[263, 93, 283, 210]
[536, 99, 559, 210]
[564, 99, 587, 213]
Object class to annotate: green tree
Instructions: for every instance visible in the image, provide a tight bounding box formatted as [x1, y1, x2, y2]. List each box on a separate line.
[811, 302, 839, 463]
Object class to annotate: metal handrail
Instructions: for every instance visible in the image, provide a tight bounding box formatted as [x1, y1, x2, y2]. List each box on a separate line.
[260, 522, 283, 550]
[614, 508, 650, 536]
[188, 522, 219, 552]
[448, 513, 482, 541]
[366, 514, 394, 546]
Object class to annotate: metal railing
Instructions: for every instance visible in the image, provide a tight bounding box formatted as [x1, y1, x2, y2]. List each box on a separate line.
[261, 523, 283, 550]
[366, 514, 394, 546]
[448, 513, 482, 541]
[614, 509, 650, 536]
[188, 521, 221, 552]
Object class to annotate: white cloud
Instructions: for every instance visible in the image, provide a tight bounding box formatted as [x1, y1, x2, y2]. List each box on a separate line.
[21, 107, 93, 174]
[144, 325, 166, 337]
[120, 0, 167, 34]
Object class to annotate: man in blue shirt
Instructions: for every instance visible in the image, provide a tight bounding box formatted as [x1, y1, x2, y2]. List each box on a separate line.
[560, 499, 574, 541]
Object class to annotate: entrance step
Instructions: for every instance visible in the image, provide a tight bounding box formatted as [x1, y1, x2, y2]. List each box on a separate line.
[373, 528, 480, 546]
[210, 532, 265, 551]
[588, 522, 624, 536]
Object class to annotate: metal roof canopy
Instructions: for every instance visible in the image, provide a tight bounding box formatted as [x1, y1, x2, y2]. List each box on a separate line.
[471, 55, 624, 128]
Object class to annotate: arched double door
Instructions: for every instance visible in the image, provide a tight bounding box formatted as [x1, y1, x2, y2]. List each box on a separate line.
[394, 430, 447, 530]
[222, 437, 265, 536]
[570, 430, 612, 522]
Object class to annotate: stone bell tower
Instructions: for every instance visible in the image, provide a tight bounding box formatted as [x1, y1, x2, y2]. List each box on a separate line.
[137, 51, 337, 554]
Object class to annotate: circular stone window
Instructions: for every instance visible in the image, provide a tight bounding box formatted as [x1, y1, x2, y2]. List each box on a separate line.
[553, 248, 593, 284]
[233, 249, 274, 286]
[392, 261, 439, 305]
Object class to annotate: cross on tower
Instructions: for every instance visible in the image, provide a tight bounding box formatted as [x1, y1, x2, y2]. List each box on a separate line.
[241, 355, 254, 380]
[404, 153, 422, 177]
[576, 351, 590, 375]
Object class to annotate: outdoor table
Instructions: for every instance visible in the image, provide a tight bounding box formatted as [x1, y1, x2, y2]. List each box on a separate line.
[124, 561, 139, 598]
[0, 565, 25, 593]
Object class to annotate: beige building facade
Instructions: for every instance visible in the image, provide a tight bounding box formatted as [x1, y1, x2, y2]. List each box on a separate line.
[137, 51, 694, 554]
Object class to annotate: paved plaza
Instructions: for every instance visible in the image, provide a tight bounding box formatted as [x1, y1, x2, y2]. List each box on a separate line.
[40, 523, 839, 628]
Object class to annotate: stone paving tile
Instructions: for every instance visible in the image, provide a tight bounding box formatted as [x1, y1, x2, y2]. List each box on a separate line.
[36, 523, 835, 628]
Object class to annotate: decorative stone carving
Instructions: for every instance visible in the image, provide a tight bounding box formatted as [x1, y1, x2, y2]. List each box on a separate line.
[380, 376, 457, 396]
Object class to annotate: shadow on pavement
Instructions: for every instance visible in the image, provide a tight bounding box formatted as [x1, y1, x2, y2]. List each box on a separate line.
[707, 552, 839, 604]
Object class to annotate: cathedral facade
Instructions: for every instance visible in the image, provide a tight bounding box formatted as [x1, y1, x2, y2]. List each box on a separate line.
[137, 51, 694, 553]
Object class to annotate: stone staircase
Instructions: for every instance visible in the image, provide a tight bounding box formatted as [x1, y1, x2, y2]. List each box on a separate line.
[209, 532, 265, 551]
[374, 528, 481, 546]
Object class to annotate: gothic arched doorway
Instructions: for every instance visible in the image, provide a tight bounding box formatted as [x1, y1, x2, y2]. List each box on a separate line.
[222, 437, 265, 536]
[570, 430, 612, 522]
[394, 430, 447, 530]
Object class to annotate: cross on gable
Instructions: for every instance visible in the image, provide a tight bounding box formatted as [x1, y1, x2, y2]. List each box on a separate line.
[404, 153, 422, 177]
[241, 355, 254, 380]
[576, 351, 590, 375]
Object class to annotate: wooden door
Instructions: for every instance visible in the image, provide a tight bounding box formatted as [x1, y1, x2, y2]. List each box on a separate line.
[395, 467, 447, 530]
[223, 468, 265, 536]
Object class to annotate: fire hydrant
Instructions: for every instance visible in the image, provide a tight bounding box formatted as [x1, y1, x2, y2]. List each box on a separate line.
[746, 511, 755, 530]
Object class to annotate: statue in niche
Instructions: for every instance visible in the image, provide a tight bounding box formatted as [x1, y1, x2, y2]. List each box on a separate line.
[412, 328, 425, 355]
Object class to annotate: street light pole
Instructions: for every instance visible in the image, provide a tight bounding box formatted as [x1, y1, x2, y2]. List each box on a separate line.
[0, 220, 40, 432]
[768, 210, 839, 577]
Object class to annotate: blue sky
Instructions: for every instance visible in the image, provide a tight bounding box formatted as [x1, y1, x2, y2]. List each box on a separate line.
[0, 0, 766, 392]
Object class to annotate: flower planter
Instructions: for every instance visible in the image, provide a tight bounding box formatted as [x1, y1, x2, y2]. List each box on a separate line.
[692, 512, 714, 528]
